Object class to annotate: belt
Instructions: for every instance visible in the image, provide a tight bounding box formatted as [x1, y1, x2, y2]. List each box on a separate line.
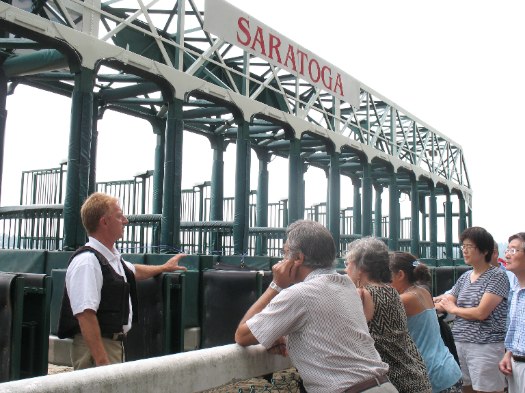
[512, 355, 525, 363]
[344, 375, 389, 393]
[101, 332, 126, 341]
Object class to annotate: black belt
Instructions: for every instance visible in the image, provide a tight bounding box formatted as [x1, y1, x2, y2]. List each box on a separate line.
[513, 355, 525, 363]
[101, 332, 126, 341]
[344, 375, 389, 393]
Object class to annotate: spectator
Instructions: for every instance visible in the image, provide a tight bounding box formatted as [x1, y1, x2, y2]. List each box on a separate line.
[390, 252, 462, 393]
[434, 227, 508, 393]
[499, 232, 525, 393]
[235, 220, 396, 393]
[58, 192, 187, 369]
[345, 237, 432, 393]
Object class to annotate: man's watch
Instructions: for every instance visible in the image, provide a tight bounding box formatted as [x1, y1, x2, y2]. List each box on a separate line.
[269, 281, 283, 293]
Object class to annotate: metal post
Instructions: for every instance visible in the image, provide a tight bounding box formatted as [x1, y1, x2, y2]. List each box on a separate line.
[233, 120, 251, 255]
[256, 150, 270, 255]
[445, 193, 453, 262]
[152, 119, 166, 214]
[352, 177, 362, 235]
[388, 172, 399, 250]
[374, 185, 383, 237]
[160, 98, 184, 252]
[0, 67, 7, 203]
[210, 136, 225, 254]
[429, 185, 438, 258]
[288, 138, 302, 225]
[63, 67, 95, 250]
[410, 176, 420, 256]
[361, 161, 372, 236]
[328, 150, 340, 252]
[458, 193, 466, 235]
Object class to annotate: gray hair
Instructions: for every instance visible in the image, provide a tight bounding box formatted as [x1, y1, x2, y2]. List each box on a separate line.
[286, 220, 336, 269]
[345, 237, 392, 283]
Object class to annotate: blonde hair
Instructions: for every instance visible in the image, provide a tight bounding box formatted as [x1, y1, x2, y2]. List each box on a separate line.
[80, 192, 118, 234]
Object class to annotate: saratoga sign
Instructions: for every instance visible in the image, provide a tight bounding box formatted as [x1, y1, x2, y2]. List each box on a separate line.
[204, 0, 361, 108]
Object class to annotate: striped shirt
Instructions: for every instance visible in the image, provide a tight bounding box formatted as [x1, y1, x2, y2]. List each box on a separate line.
[505, 282, 525, 356]
[450, 266, 509, 343]
[247, 269, 388, 393]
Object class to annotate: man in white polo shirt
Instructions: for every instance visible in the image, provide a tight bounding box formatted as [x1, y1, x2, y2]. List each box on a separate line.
[235, 220, 397, 393]
[58, 192, 187, 369]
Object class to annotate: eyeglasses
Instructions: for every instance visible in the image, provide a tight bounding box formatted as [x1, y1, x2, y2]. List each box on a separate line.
[460, 244, 477, 252]
[505, 248, 524, 255]
[344, 260, 349, 268]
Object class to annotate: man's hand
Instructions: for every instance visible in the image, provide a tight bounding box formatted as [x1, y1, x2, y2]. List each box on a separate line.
[272, 255, 300, 289]
[267, 337, 288, 357]
[162, 254, 188, 272]
[499, 351, 513, 375]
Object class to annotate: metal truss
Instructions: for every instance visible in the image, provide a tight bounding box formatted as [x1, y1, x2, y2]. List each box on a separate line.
[0, 0, 471, 203]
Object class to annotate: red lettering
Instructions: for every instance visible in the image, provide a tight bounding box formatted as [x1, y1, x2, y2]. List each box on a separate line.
[268, 34, 282, 63]
[333, 74, 344, 96]
[297, 49, 308, 75]
[321, 66, 332, 91]
[308, 59, 321, 83]
[250, 26, 267, 56]
[236, 17, 251, 46]
[284, 45, 297, 71]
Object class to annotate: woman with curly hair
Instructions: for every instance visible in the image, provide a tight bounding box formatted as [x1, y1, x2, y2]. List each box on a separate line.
[345, 237, 431, 393]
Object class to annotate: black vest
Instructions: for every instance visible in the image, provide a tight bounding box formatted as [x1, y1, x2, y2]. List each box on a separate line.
[57, 246, 138, 339]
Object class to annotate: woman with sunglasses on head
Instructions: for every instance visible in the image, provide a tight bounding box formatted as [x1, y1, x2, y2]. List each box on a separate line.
[345, 237, 432, 393]
[434, 227, 509, 393]
[390, 252, 462, 393]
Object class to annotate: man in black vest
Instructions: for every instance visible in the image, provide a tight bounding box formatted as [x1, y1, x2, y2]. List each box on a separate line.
[58, 192, 187, 369]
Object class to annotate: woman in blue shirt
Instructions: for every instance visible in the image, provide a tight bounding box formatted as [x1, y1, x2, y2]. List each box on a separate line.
[390, 252, 462, 393]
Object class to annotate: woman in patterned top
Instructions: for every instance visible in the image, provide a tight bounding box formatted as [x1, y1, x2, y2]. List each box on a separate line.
[434, 227, 509, 393]
[345, 237, 432, 393]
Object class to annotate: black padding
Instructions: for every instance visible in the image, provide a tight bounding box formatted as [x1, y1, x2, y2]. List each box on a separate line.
[216, 256, 271, 270]
[0, 273, 17, 382]
[434, 266, 455, 296]
[45, 251, 73, 275]
[200, 270, 260, 348]
[0, 250, 46, 274]
[50, 269, 66, 335]
[125, 274, 165, 361]
[125, 272, 184, 360]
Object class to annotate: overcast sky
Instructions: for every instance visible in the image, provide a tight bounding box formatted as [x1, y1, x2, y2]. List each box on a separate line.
[4, 0, 524, 244]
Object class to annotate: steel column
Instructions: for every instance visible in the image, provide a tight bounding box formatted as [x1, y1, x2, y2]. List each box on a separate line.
[328, 151, 340, 250]
[0, 68, 6, 203]
[352, 177, 362, 235]
[410, 177, 420, 256]
[429, 185, 438, 258]
[152, 120, 166, 214]
[458, 194, 466, 235]
[361, 161, 373, 236]
[63, 67, 95, 250]
[388, 173, 399, 250]
[445, 193, 453, 261]
[288, 138, 302, 225]
[374, 185, 383, 237]
[255, 151, 270, 255]
[233, 120, 251, 255]
[88, 98, 99, 195]
[160, 98, 184, 252]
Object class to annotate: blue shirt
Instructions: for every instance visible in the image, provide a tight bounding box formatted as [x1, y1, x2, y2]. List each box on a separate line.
[408, 309, 462, 392]
[505, 282, 525, 356]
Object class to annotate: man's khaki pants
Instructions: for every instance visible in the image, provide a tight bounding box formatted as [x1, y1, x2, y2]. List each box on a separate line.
[71, 334, 124, 370]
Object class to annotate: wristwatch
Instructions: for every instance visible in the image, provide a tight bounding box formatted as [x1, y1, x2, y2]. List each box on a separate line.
[269, 281, 283, 293]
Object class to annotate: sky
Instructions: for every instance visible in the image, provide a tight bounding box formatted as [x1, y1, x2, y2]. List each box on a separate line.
[3, 0, 525, 244]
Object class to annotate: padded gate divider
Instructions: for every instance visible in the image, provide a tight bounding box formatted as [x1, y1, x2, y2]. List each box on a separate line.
[455, 265, 472, 281]
[45, 251, 73, 275]
[433, 266, 455, 297]
[200, 270, 263, 349]
[16, 273, 52, 378]
[0, 250, 46, 274]
[125, 272, 185, 361]
[0, 273, 24, 382]
[49, 269, 66, 336]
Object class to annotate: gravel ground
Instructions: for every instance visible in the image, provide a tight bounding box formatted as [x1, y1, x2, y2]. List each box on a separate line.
[47, 364, 301, 392]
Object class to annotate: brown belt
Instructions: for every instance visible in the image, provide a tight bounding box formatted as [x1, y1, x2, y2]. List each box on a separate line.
[344, 375, 389, 393]
[513, 355, 525, 363]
